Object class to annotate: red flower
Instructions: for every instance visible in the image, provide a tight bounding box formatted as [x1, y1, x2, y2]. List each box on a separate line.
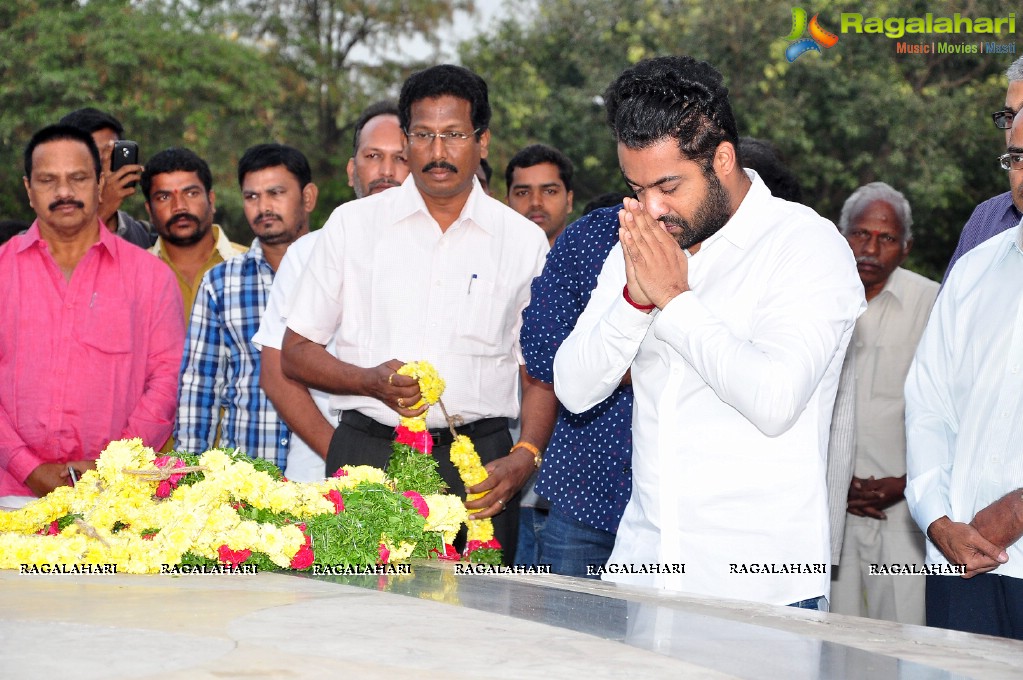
[332, 468, 348, 478]
[324, 489, 344, 514]
[402, 490, 430, 518]
[290, 544, 315, 570]
[430, 543, 460, 561]
[36, 521, 60, 536]
[394, 425, 433, 455]
[217, 544, 252, 566]
[463, 537, 501, 557]
[155, 480, 173, 499]
[154, 456, 187, 498]
[378, 543, 390, 564]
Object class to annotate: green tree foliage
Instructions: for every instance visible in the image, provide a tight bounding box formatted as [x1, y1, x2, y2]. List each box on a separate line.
[0, 0, 302, 241]
[463, 0, 1013, 278]
[168, 0, 472, 226]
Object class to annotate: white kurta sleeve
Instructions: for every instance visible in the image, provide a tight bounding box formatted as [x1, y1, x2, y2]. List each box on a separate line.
[553, 243, 655, 413]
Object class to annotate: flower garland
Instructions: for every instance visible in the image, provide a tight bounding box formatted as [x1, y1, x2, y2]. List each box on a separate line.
[386, 360, 501, 563]
[0, 363, 502, 571]
[0, 439, 465, 573]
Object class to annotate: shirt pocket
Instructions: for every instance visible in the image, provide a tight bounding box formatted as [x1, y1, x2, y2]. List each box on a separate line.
[455, 276, 512, 353]
[870, 344, 914, 400]
[78, 295, 134, 354]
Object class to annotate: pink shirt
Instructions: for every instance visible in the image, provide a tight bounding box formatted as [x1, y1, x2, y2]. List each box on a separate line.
[0, 222, 184, 496]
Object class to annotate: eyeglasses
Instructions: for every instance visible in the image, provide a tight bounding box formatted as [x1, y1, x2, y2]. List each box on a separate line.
[404, 128, 482, 147]
[998, 152, 1023, 171]
[993, 108, 1016, 130]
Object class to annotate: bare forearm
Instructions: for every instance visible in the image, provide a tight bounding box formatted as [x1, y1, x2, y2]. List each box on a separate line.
[261, 347, 334, 459]
[518, 366, 557, 452]
[971, 488, 1023, 549]
[281, 328, 368, 396]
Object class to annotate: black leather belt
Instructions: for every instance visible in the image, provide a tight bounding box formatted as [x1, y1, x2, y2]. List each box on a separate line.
[340, 410, 508, 447]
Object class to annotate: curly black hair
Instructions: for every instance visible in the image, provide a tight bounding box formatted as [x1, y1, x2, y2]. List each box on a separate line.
[603, 55, 739, 167]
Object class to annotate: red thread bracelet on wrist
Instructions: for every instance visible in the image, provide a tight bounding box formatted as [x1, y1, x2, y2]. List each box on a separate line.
[623, 284, 656, 311]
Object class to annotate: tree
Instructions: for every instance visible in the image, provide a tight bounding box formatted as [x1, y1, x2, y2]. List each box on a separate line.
[462, 0, 1012, 278]
[163, 0, 473, 223]
[0, 0, 305, 241]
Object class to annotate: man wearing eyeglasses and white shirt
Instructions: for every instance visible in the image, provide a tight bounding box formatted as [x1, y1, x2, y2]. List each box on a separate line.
[280, 65, 556, 561]
[943, 56, 1023, 279]
[905, 114, 1023, 640]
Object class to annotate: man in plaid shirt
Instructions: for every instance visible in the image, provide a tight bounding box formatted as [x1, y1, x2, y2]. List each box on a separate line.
[174, 144, 319, 468]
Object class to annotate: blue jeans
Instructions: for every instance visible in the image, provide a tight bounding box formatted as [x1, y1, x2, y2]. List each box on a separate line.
[538, 506, 617, 579]
[789, 596, 829, 612]
[513, 507, 548, 565]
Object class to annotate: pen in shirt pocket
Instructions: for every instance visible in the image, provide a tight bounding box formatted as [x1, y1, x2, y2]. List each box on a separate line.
[467, 273, 478, 295]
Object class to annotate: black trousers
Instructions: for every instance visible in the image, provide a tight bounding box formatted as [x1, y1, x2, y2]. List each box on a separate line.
[926, 573, 1023, 640]
[326, 414, 518, 565]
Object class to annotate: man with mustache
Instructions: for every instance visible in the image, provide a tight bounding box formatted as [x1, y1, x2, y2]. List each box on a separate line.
[506, 144, 574, 246]
[828, 182, 938, 625]
[254, 103, 412, 482]
[905, 113, 1023, 640]
[347, 101, 409, 199]
[554, 56, 864, 607]
[944, 56, 1023, 278]
[0, 125, 182, 504]
[175, 144, 318, 469]
[143, 148, 246, 319]
[282, 65, 555, 561]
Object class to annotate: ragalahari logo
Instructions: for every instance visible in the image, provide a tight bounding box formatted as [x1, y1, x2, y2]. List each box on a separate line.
[785, 8, 839, 62]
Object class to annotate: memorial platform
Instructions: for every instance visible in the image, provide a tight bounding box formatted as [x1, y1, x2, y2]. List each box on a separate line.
[2, 563, 1021, 678]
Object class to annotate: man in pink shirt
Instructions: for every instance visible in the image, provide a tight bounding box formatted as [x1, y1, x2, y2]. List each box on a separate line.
[0, 125, 183, 502]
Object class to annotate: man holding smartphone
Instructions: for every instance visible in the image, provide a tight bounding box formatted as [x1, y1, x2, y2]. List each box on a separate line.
[59, 107, 155, 248]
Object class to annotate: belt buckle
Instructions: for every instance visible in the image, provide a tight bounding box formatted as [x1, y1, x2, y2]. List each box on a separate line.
[430, 430, 443, 445]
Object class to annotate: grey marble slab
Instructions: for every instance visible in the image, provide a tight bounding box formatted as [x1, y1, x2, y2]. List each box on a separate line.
[1, 563, 1021, 679]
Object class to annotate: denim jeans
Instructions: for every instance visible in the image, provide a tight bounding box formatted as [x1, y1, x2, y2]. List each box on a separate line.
[788, 596, 829, 612]
[513, 507, 548, 565]
[538, 506, 617, 579]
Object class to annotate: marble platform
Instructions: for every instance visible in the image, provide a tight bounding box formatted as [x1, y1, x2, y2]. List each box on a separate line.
[2, 563, 1022, 678]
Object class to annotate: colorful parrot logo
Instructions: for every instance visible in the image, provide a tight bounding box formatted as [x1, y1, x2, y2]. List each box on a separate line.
[784, 8, 839, 62]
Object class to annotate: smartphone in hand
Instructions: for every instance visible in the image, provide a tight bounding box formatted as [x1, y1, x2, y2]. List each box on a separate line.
[111, 140, 140, 188]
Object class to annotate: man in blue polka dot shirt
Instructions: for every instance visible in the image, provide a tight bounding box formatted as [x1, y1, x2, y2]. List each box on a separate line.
[520, 203, 634, 577]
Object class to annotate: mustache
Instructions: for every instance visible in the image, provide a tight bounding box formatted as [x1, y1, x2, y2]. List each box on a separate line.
[255, 211, 283, 225]
[856, 255, 881, 266]
[368, 178, 401, 192]
[659, 214, 690, 229]
[422, 161, 458, 174]
[48, 198, 84, 211]
[168, 212, 201, 227]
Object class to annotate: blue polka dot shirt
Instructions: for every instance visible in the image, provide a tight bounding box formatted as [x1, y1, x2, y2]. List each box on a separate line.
[520, 206, 633, 533]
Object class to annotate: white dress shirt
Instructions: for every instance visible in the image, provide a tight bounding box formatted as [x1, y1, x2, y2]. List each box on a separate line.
[906, 222, 1023, 578]
[286, 175, 549, 429]
[554, 172, 865, 605]
[252, 231, 329, 482]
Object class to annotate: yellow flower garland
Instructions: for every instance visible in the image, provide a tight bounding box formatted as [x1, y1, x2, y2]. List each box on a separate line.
[396, 360, 497, 549]
[0, 439, 404, 573]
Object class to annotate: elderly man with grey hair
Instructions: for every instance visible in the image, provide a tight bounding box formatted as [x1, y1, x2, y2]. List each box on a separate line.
[828, 181, 939, 624]
[944, 56, 1023, 278]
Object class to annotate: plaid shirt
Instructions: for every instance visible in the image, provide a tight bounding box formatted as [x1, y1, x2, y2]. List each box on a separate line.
[174, 240, 289, 469]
